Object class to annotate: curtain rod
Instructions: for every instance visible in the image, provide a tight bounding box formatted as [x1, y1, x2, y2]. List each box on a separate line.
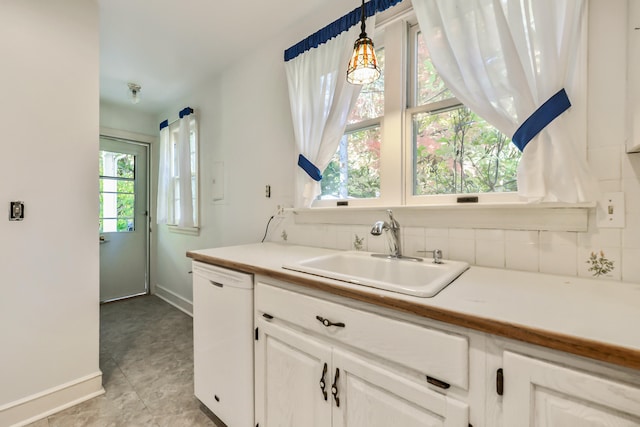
[159, 107, 194, 131]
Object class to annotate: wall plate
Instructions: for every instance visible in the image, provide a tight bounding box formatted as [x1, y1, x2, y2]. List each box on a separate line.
[596, 192, 625, 228]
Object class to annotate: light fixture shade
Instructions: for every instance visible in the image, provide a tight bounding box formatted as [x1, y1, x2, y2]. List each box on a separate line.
[128, 83, 141, 104]
[347, 36, 381, 85]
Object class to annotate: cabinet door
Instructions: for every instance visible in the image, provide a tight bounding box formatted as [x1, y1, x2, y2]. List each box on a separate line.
[255, 319, 332, 427]
[503, 352, 640, 426]
[332, 349, 468, 427]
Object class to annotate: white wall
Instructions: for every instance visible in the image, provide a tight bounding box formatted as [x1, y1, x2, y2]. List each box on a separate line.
[100, 101, 158, 136]
[0, 0, 102, 424]
[154, 3, 347, 308]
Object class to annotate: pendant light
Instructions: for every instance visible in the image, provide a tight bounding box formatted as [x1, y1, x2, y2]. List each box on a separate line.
[346, 0, 381, 85]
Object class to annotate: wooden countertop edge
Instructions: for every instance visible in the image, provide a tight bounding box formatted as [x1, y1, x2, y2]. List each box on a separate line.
[187, 251, 640, 371]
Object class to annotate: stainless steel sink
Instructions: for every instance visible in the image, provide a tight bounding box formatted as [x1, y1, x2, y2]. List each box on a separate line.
[283, 251, 469, 297]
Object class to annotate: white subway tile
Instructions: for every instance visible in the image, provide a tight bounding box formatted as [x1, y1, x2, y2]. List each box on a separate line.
[505, 240, 539, 272]
[622, 248, 640, 283]
[539, 243, 577, 276]
[476, 238, 505, 268]
[449, 228, 475, 239]
[449, 238, 476, 264]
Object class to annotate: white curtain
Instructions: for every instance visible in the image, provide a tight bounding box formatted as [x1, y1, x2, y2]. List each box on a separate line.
[156, 125, 171, 224]
[177, 113, 195, 227]
[413, 0, 598, 202]
[286, 20, 372, 208]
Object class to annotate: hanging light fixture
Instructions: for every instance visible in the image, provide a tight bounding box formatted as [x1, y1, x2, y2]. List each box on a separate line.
[128, 82, 141, 104]
[346, 0, 380, 85]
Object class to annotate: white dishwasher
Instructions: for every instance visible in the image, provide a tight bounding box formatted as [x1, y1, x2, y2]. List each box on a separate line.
[192, 261, 254, 427]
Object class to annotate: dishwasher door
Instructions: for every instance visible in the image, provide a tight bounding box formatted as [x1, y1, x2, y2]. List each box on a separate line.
[192, 261, 254, 427]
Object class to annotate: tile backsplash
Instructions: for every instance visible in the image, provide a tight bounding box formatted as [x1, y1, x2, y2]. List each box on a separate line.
[270, 210, 639, 284]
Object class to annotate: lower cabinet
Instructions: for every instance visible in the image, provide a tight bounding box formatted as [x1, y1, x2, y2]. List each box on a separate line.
[255, 318, 469, 427]
[503, 352, 640, 426]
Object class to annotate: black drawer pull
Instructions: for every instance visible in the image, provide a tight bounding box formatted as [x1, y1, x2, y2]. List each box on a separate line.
[209, 280, 224, 288]
[426, 376, 450, 389]
[316, 316, 345, 328]
[319, 362, 328, 400]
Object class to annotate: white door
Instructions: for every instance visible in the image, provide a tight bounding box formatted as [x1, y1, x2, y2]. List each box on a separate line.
[99, 137, 149, 302]
[255, 319, 332, 427]
[332, 348, 468, 427]
[503, 351, 640, 426]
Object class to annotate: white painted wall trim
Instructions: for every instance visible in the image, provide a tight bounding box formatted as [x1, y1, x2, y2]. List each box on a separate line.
[0, 372, 103, 427]
[99, 127, 156, 144]
[155, 284, 193, 317]
[293, 204, 592, 232]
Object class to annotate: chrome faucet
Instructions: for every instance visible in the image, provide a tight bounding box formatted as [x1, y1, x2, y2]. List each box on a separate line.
[371, 209, 402, 258]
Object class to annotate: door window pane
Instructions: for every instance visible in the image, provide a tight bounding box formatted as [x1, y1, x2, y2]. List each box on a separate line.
[99, 150, 136, 233]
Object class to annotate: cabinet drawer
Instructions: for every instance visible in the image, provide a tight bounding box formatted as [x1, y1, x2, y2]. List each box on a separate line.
[255, 282, 469, 389]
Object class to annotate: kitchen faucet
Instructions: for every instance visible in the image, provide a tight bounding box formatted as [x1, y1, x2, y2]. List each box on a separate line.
[371, 209, 442, 263]
[371, 209, 403, 258]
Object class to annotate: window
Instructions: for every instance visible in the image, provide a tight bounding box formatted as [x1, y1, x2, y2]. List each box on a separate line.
[318, 16, 520, 207]
[407, 26, 520, 203]
[99, 151, 136, 232]
[321, 48, 385, 201]
[167, 117, 199, 227]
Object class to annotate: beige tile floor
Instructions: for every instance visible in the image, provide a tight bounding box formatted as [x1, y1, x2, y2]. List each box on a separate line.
[27, 295, 224, 427]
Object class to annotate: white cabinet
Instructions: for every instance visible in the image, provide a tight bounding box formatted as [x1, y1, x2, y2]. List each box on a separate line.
[254, 319, 331, 427]
[503, 352, 640, 426]
[628, 0, 640, 152]
[332, 349, 468, 427]
[254, 283, 469, 427]
[192, 261, 254, 427]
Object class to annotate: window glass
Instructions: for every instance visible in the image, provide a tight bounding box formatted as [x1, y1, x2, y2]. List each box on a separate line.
[321, 126, 381, 199]
[413, 108, 519, 195]
[99, 151, 135, 232]
[411, 30, 519, 197]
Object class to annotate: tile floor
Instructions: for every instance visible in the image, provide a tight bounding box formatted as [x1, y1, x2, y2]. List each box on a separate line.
[27, 295, 224, 427]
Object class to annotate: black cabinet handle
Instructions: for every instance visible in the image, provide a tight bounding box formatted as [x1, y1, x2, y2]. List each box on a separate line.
[316, 316, 345, 328]
[319, 363, 328, 401]
[331, 368, 340, 407]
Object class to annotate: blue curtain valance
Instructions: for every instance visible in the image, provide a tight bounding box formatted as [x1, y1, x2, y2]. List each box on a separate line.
[284, 0, 404, 62]
[159, 107, 194, 131]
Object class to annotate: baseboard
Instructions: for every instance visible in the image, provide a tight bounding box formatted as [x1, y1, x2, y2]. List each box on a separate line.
[0, 372, 104, 427]
[154, 284, 193, 317]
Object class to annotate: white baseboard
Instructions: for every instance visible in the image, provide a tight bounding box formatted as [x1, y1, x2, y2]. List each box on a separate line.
[0, 372, 104, 427]
[154, 284, 193, 317]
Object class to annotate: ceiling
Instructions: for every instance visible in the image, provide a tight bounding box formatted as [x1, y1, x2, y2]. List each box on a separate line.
[99, 0, 341, 114]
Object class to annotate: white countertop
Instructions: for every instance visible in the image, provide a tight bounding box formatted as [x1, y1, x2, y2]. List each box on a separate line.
[188, 242, 640, 369]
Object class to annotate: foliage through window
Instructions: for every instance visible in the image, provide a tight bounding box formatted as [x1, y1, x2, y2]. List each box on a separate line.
[99, 151, 136, 232]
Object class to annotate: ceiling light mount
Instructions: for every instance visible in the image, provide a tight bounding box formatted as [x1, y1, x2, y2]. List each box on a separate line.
[346, 0, 381, 85]
[128, 82, 141, 104]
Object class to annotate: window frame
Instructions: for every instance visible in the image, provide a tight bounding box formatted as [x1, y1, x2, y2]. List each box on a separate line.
[166, 116, 199, 231]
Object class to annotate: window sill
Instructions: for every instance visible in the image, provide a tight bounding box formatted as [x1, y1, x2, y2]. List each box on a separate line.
[167, 225, 201, 236]
[292, 202, 594, 232]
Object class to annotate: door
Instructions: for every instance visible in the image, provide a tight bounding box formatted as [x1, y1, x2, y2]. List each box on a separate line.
[332, 348, 468, 427]
[99, 137, 149, 302]
[255, 319, 332, 427]
[503, 351, 640, 426]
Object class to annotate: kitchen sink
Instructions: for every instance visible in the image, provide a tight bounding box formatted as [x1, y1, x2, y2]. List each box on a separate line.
[283, 251, 469, 297]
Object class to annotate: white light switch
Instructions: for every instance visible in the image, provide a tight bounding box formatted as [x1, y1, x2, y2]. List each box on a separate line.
[596, 192, 625, 228]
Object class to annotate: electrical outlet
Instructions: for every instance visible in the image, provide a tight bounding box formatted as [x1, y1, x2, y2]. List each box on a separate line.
[596, 192, 625, 228]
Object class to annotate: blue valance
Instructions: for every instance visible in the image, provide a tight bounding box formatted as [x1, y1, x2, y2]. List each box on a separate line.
[159, 119, 169, 131]
[512, 89, 571, 152]
[284, 0, 404, 62]
[179, 107, 194, 119]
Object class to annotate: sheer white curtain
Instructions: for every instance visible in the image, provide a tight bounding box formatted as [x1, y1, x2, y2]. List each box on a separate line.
[286, 21, 371, 208]
[177, 113, 195, 227]
[156, 125, 171, 224]
[413, 0, 598, 202]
